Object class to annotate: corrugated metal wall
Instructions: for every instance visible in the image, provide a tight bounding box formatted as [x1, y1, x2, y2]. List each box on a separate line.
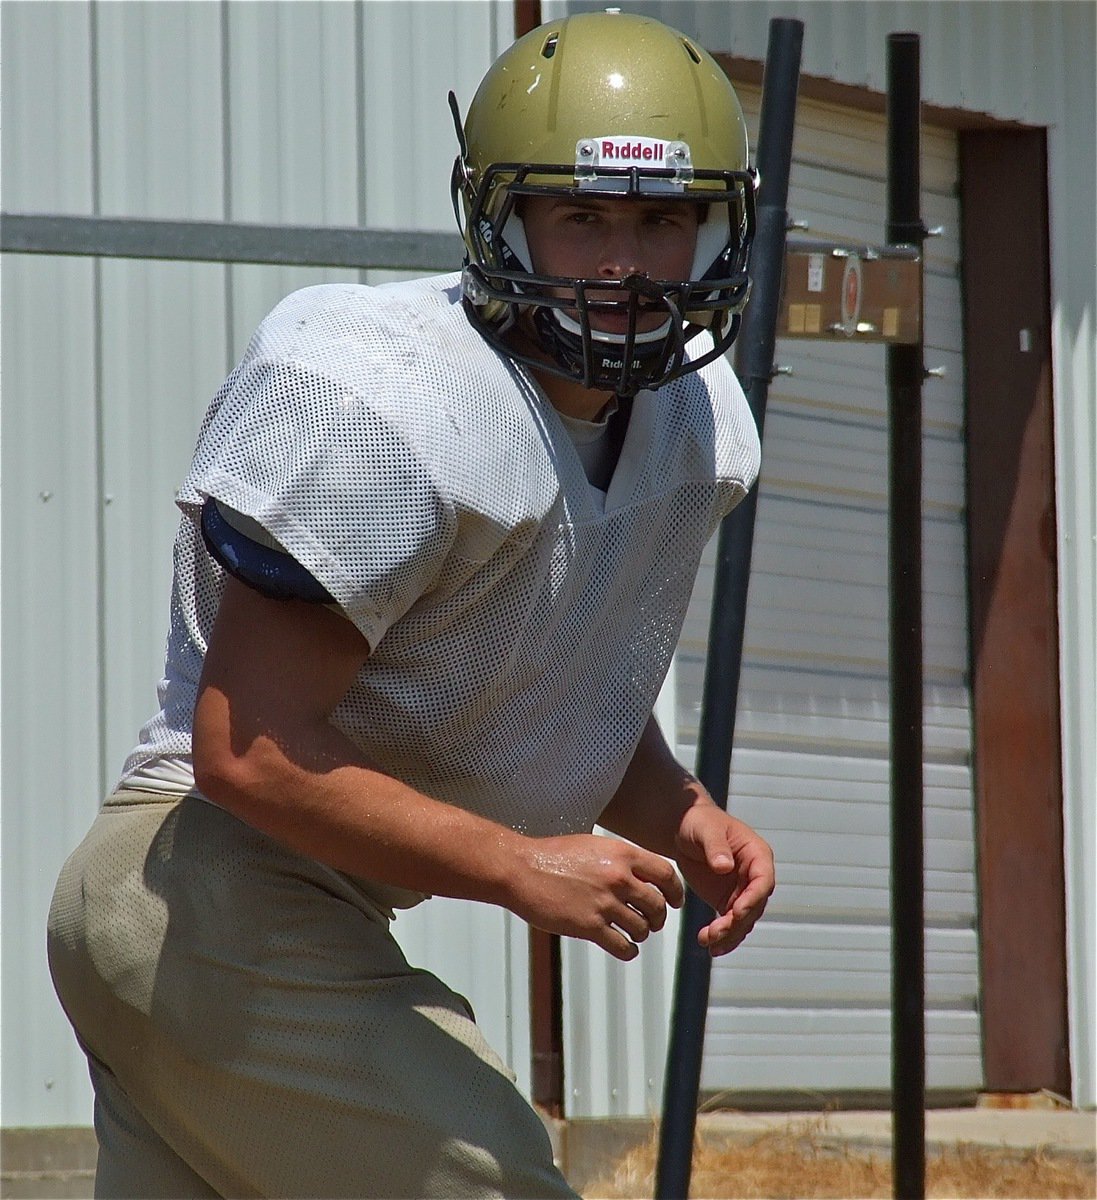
[0, 0, 512, 1129]
[3, 0, 1094, 1125]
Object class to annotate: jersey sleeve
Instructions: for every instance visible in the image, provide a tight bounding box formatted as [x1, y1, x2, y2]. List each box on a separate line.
[179, 354, 457, 649]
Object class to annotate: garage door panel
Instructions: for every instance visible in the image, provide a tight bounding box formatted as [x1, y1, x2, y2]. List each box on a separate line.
[675, 654, 972, 755]
[731, 601, 966, 678]
[732, 864, 976, 927]
[738, 558, 967, 631]
[726, 776, 976, 841]
[762, 380, 964, 442]
[922, 191, 963, 267]
[704, 924, 978, 1006]
[740, 510, 967, 589]
[767, 346, 964, 427]
[707, 1007, 980, 1040]
[754, 828, 973, 877]
[752, 413, 967, 512]
[729, 748, 973, 800]
[748, 492, 965, 558]
[631, 91, 979, 1099]
[702, 1009, 981, 1093]
[728, 706, 972, 762]
[925, 287, 966, 355]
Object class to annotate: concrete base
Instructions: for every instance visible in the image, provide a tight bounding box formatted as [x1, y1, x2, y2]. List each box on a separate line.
[4, 1107, 1094, 1200]
[0, 1128, 96, 1200]
[555, 1108, 1096, 1195]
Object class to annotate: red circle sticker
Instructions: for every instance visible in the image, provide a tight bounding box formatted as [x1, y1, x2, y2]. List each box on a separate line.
[840, 256, 863, 332]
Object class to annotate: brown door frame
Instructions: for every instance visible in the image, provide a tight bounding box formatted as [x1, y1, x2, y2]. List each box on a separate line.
[959, 127, 1070, 1097]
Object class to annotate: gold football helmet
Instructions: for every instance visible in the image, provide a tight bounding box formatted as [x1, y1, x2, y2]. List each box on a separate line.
[450, 10, 756, 395]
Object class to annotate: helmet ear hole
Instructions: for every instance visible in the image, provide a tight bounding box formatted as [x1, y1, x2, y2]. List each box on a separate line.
[691, 209, 733, 283]
[541, 33, 559, 59]
[501, 210, 533, 273]
[681, 38, 702, 64]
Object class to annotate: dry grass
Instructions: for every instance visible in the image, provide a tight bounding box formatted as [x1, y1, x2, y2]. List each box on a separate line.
[582, 1121, 1096, 1199]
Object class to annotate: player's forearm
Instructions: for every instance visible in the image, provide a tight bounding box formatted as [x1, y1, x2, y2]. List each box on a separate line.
[598, 714, 717, 858]
[192, 687, 523, 908]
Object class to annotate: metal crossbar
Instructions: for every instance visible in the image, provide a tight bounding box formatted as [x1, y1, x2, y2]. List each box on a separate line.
[0, 213, 464, 272]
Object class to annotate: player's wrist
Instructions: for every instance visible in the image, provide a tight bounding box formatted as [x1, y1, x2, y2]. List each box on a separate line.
[468, 827, 535, 911]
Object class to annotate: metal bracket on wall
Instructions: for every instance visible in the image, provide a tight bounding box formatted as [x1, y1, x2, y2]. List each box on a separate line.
[779, 238, 923, 344]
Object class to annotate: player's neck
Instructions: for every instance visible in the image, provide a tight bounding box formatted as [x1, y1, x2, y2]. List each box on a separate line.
[533, 367, 617, 423]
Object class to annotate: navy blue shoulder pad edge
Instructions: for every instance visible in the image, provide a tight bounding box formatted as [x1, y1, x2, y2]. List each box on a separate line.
[200, 498, 336, 605]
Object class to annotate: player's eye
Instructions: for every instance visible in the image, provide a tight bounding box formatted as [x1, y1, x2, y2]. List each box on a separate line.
[647, 209, 687, 228]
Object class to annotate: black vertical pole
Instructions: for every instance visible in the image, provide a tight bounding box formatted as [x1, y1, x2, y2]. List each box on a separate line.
[886, 32, 927, 1200]
[655, 19, 802, 1200]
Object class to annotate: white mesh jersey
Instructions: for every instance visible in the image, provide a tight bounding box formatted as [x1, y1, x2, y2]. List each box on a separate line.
[122, 274, 760, 905]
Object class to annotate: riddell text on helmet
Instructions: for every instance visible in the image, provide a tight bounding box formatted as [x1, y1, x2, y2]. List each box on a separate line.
[602, 138, 662, 160]
[596, 136, 668, 163]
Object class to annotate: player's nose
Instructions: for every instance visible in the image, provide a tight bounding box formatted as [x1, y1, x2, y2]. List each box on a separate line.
[596, 220, 646, 280]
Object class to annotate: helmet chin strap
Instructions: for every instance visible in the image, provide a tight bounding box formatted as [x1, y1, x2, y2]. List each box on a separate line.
[530, 277, 688, 398]
[552, 308, 673, 347]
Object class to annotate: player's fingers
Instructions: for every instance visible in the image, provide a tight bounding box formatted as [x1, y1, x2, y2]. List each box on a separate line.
[632, 855, 685, 908]
[599, 897, 650, 944]
[699, 903, 762, 956]
[698, 829, 736, 873]
[594, 924, 641, 962]
[697, 908, 732, 944]
[698, 922, 738, 956]
[731, 860, 776, 919]
[732, 883, 772, 922]
[623, 880, 669, 932]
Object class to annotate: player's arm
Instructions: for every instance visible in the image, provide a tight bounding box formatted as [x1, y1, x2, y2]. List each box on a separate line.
[192, 576, 684, 961]
[598, 715, 774, 956]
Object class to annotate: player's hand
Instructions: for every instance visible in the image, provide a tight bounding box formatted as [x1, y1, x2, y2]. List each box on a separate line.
[674, 806, 774, 957]
[510, 834, 685, 961]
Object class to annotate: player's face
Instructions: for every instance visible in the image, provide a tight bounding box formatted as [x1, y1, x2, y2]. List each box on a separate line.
[519, 195, 700, 334]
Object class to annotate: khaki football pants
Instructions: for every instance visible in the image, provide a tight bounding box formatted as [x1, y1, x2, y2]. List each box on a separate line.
[48, 792, 577, 1199]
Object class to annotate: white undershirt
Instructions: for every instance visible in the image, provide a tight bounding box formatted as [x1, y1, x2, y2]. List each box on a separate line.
[120, 752, 197, 795]
[556, 399, 617, 492]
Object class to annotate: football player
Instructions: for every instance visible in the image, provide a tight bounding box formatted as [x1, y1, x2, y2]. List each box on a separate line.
[49, 12, 774, 1197]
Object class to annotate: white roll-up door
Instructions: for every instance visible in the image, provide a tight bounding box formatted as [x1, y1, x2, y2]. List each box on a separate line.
[678, 90, 982, 1095]
[560, 91, 980, 1116]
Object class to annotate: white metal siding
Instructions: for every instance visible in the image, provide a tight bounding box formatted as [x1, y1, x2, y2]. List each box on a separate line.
[562, 872, 684, 1117]
[1, 254, 104, 1126]
[1043, 12, 1097, 1114]
[0, 0, 512, 1128]
[2, 1, 104, 1126]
